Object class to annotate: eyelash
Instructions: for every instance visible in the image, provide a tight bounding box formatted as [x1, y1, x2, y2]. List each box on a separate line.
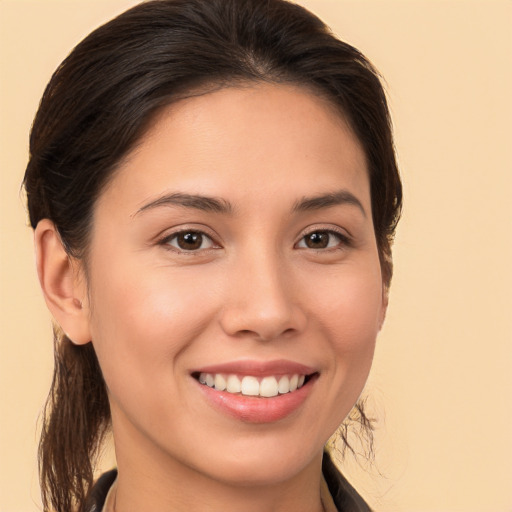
[158, 227, 352, 254]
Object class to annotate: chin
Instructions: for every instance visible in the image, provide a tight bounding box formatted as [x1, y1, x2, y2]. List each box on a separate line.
[185, 433, 323, 487]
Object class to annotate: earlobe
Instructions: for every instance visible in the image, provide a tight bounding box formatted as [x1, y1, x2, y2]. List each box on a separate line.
[34, 219, 91, 345]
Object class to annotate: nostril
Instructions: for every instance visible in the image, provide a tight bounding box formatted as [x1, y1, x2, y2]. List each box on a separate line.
[232, 328, 292, 341]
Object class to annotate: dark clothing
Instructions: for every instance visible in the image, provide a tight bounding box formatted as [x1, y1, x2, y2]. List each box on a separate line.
[86, 452, 371, 512]
[87, 469, 117, 512]
[321, 452, 372, 511]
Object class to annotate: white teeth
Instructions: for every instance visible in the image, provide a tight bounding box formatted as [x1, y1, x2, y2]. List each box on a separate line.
[241, 376, 260, 396]
[198, 372, 309, 397]
[214, 374, 226, 391]
[226, 374, 241, 393]
[260, 376, 279, 397]
[277, 375, 290, 394]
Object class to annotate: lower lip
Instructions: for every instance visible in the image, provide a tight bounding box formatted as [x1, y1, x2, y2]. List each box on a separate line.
[195, 376, 317, 423]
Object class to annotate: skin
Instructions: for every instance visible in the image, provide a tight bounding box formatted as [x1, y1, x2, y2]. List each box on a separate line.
[36, 83, 386, 512]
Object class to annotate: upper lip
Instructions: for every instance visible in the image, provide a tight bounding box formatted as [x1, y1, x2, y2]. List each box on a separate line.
[191, 359, 317, 377]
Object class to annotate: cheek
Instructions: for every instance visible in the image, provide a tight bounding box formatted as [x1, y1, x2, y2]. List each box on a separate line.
[85, 264, 219, 439]
[312, 263, 383, 402]
[315, 264, 384, 348]
[86, 262, 215, 383]
[338, 281, 381, 377]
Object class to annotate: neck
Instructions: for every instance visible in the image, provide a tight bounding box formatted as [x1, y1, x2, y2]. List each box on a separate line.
[114, 467, 325, 512]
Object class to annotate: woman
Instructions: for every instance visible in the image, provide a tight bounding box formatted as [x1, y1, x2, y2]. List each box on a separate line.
[24, 0, 402, 511]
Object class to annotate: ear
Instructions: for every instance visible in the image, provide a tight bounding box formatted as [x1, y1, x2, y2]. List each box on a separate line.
[34, 219, 91, 345]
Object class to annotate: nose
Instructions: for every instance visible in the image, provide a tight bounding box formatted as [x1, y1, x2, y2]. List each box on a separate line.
[218, 250, 307, 341]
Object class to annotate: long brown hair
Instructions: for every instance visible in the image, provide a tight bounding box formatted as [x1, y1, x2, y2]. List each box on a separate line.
[24, 1, 402, 510]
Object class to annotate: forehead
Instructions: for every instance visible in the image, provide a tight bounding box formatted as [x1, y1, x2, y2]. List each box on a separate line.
[98, 83, 370, 214]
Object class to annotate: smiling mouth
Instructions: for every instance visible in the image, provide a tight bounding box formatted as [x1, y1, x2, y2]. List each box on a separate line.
[192, 372, 317, 398]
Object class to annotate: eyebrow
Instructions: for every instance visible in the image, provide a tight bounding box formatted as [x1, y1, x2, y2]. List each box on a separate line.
[134, 192, 234, 216]
[134, 189, 366, 218]
[292, 190, 366, 217]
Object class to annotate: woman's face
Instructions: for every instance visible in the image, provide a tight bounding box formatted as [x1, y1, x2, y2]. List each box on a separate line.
[83, 84, 385, 485]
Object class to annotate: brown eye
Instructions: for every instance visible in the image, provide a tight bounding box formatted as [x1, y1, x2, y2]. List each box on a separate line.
[304, 232, 329, 249]
[166, 231, 215, 251]
[297, 230, 347, 250]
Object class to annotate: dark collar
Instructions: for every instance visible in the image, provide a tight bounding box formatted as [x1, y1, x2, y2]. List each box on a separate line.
[86, 469, 117, 512]
[322, 451, 372, 512]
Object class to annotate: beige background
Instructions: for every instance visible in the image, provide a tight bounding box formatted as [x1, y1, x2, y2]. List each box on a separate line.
[1, 1, 511, 511]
